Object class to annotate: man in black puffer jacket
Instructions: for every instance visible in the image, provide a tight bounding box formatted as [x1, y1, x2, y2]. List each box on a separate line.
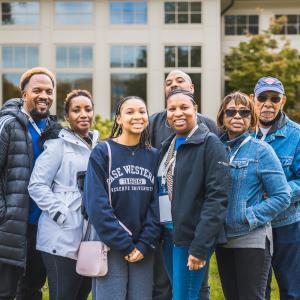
[0, 67, 56, 300]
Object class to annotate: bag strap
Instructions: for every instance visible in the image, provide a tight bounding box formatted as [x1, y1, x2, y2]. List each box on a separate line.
[83, 141, 112, 241]
[104, 141, 112, 206]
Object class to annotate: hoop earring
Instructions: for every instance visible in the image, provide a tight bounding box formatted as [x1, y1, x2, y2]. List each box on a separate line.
[164, 120, 171, 129]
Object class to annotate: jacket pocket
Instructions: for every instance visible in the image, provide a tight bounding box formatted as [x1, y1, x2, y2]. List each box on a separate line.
[278, 156, 293, 177]
[230, 159, 249, 180]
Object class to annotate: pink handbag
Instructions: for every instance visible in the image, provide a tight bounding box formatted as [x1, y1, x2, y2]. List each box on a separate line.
[76, 141, 113, 277]
[76, 240, 109, 277]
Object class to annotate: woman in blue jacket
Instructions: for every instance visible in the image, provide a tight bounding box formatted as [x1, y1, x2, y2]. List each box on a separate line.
[215, 91, 291, 300]
[157, 89, 229, 300]
[84, 96, 160, 300]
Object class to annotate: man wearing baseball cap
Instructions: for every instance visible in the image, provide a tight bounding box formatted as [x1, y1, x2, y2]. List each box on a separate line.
[251, 77, 300, 300]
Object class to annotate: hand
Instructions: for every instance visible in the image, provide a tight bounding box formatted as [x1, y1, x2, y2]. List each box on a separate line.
[124, 248, 144, 263]
[187, 254, 206, 271]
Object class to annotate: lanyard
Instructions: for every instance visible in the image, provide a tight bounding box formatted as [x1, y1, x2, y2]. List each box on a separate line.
[21, 108, 43, 136]
[162, 125, 199, 186]
[229, 135, 251, 164]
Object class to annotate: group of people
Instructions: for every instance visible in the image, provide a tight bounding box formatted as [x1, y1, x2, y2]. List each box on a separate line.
[0, 66, 299, 300]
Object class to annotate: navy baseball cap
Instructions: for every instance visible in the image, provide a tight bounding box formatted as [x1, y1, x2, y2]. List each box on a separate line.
[254, 77, 285, 96]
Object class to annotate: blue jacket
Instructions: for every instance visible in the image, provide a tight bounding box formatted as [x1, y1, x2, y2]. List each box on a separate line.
[222, 132, 291, 237]
[255, 113, 300, 228]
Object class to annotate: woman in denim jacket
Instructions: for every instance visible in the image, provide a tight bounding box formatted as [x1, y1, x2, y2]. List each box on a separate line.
[215, 92, 291, 300]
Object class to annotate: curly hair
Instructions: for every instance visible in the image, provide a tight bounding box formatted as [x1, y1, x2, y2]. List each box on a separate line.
[64, 89, 93, 115]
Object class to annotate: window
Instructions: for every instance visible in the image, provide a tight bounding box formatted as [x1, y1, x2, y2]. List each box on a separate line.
[225, 15, 259, 35]
[56, 46, 93, 68]
[110, 1, 147, 24]
[165, 46, 201, 68]
[111, 46, 147, 68]
[55, 1, 93, 25]
[2, 46, 39, 68]
[275, 15, 300, 35]
[1, 1, 39, 25]
[111, 73, 146, 115]
[164, 1, 201, 24]
[56, 73, 93, 119]
[2, 73, 21, 103]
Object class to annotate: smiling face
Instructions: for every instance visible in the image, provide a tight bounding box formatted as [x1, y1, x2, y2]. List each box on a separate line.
[117, 98, 149, 136]
[22, 74, 54, 120]
[165, 70, 194, 96]
[223, 100, 252, 139]
[65, 95, 94, 137]
[166, 93, 197, 136]
[252, 91, 286, 126]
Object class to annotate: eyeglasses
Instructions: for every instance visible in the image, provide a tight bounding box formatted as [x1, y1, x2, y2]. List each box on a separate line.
[257, 95, 282, 103]
[224, 109, 251, 118]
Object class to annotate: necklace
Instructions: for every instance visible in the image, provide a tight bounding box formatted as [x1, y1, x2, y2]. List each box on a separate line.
[115, 137, 140, 156]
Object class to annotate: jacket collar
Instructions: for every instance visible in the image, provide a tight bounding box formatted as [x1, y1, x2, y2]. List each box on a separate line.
[160, 123, 209, 155]
[221, 131, 250, 151]
[0, 98, 57, 129]
[256, 112, 289, 139]
[59, 128, 99, 149]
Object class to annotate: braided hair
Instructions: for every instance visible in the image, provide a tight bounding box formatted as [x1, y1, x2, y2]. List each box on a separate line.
[110, 96, 151, 148]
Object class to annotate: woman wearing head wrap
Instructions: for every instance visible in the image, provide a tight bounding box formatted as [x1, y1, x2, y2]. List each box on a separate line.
[157, 89, 229, 300]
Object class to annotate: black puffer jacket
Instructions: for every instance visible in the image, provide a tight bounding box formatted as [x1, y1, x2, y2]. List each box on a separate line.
[0, 98, 55, 267]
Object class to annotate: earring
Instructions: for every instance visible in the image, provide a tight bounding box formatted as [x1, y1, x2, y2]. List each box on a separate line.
[164, 120, 171, 129]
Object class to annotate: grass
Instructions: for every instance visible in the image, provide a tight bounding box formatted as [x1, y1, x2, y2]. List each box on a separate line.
[42, 254, 279, 299]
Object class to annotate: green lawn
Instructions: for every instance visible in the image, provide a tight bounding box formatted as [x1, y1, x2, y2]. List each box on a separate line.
[42, 254, 279, 299]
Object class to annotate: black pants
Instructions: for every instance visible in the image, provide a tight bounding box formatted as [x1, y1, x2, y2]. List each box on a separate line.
[0, 262, 23, 300]
[152, 243, 210, 300]
[42, 252, 91, 300]
[216, 241, 271, 300]
[16, 224, 47, 300]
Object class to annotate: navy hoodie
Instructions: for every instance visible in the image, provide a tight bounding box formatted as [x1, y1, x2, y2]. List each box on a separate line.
[84, 139, 160, 256]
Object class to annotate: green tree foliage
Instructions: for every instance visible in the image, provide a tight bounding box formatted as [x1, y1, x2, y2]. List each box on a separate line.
[92, 115, 113, 140]
[225, 16, 300, 121]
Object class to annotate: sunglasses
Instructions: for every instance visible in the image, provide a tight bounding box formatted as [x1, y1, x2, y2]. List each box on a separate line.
[225, 109, 251, 118]
[257, 95, 282, 103]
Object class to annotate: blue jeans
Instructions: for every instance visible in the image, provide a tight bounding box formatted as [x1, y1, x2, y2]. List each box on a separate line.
[272, 221, 300, 300]
[162, 228, 212, 300]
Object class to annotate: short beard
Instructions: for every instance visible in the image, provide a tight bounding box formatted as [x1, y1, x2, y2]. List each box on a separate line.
[30, 108, 50, 122]
[260, 110, 282, 127]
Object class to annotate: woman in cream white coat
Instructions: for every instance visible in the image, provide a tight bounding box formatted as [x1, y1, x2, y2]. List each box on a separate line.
[28, 89, 98, 300]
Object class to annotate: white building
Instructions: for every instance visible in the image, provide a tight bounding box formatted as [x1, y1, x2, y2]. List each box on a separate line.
[0, 0, 299, 120]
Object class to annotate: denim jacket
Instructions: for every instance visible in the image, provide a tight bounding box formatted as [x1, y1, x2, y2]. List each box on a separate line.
[222, 131, 291, 237]
[255, 113, 300, 227]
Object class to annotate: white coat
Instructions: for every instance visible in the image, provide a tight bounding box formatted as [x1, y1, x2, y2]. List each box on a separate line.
[28, 128, 99, 260]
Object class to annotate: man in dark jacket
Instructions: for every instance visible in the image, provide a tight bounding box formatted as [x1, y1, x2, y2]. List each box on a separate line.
[150, 70, 219, 300]
[0, 67, 56, 300]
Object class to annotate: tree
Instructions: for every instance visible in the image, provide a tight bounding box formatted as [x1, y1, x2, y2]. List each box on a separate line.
[92, 115, 113, 139]
[225, 16, 300, 116]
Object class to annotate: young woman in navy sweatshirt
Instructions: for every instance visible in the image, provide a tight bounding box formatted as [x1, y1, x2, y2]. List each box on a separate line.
[84, 96, 160, 300]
